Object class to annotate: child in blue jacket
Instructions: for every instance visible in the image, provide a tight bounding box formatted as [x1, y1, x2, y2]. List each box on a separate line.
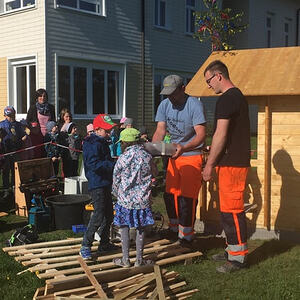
[79, 114, 119, 259]
[0, 106, 26, 194]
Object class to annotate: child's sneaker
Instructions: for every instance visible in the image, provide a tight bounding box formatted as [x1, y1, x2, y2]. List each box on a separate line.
[79, 246, 92, 260]
[134, 259, 154, 267]
[113, 257, 132, 268]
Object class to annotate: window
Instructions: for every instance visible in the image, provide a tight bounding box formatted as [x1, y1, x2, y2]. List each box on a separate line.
[155, 0, 166, 27]
[266, 13, 275, 48]
[186, 0, 195, 34]
[284, 18, 292, 47]
[58, 61, 123, 118]
[8, 56, 36, 117]
[56, 0, 105, 16]
[1, 0, 35, 13]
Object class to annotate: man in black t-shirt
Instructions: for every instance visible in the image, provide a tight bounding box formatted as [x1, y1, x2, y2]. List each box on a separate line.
[203, 60, 250, 273]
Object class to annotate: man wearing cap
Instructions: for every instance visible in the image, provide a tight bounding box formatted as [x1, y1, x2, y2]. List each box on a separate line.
[79, 114, 119, 259]
[152, 75, 206, 245]
[0, 106, 26, 197]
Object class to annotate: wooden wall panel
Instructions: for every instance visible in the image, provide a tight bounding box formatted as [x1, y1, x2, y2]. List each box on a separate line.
[0, 57, 7, 115]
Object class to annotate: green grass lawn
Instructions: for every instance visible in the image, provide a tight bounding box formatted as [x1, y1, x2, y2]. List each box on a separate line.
[1, 152, 299, 299]
[1, 210, 300, 299]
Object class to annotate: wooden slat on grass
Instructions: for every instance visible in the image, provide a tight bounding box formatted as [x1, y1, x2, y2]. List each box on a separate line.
[77, 257, 108, 299]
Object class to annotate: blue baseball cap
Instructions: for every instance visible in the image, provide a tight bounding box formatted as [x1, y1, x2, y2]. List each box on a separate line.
[4, 106, 16, 116]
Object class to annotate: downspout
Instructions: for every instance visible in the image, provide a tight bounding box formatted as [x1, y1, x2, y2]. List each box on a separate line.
[141, 0, 145, 126]
[296, 8, 300, 45]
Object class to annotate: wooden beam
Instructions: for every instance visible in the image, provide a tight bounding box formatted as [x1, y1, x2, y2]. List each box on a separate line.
[77, 257, 108, 300]
[46, 265, 154, 294]
[2, 238, 83, 253]
[114, 274, 155, 300]
[154, 264, 166, 300]
[264, 96, 272, 229]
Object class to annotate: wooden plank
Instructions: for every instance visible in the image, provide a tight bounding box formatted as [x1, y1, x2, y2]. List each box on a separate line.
[10, 243, 83, 256]
[77, 257, 108, 299]
[31, 243, 179, 274]
[165, 288, 199, 300]
[156, 252, 203, 266]
[264, 97, 271, 229]
[15, 245, 100, 262]
[2, 238, 83, 253]
[14, 161, 27, 217]
[38, 244, 187, 279]
[114, 274, 155, 300]
[154, 264, 166, 300]
[148, 288, 158, 300]
[23, 239, 173, 267]
[46, 265, 154, 295]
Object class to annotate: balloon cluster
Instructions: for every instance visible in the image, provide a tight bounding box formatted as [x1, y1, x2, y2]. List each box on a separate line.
[194, 0, 247, 51]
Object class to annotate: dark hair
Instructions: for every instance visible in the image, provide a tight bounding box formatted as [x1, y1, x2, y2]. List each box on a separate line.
[204, 60, 230, 79]
[59, 108, 73, 123]
[34, 89, 48, 102]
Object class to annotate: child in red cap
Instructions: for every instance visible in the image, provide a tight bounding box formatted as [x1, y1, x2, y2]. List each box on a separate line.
[79, 114, 119, 259]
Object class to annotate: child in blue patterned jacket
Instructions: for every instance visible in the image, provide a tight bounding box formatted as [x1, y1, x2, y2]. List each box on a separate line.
[112, 128, 157, 268]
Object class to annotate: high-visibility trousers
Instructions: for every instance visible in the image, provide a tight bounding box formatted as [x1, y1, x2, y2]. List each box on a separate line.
[164, 154, 203, 241]
[217, 166, 249, 264]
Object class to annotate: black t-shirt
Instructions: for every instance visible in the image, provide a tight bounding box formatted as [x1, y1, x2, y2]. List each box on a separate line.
[214, 87, 250, 167]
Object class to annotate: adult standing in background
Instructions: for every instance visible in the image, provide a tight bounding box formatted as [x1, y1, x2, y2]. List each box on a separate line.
[152, 75, 206, 245]
[57, 108, 72, 131]
[203, 60, 250, 273]
[26, 88, 56, 136]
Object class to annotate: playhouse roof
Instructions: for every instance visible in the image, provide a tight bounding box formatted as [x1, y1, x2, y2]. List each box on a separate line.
[186, 46, 300, 97]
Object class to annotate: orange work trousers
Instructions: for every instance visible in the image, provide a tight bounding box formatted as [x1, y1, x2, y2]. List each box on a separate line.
[164, 154, 203, 240]
[217, 166, 249, 265]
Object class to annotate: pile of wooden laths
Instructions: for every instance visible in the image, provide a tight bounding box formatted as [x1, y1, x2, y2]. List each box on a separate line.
[2, 237, 202, 299]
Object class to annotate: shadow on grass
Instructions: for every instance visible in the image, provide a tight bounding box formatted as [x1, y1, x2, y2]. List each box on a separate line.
[247, 239, 295, 267]
[191, 235, 226, 257]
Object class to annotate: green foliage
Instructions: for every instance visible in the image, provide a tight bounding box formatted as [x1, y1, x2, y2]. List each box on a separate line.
[194, 0, 247, 51]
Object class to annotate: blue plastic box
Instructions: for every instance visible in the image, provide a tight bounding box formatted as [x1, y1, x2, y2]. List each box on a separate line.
[72, 224, 87, 233]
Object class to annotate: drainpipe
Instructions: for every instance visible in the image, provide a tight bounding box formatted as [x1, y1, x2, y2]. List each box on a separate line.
[296, 8, 300, 45]
[141, 0, 145, 126]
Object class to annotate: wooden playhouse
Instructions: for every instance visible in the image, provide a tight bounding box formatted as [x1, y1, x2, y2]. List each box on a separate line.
[187, 46, 300, 241]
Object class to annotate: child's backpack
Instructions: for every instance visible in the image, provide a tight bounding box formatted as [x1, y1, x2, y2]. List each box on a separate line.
[6, 224, 38, 247]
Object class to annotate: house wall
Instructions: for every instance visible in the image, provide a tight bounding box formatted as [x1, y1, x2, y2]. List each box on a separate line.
[45, 0, 144, 124]
[145, 0, 209, 73]
[248, 0, 299, 48]
[224, 0, 299, 50]
[0, 0, 46, 113]
[0, 58, 7, 113]
[45, 0, 210, 131]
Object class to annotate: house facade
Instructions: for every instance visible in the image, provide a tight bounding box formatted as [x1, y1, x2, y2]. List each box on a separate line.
[0, 0, 209, 131]
[0, 0, 299, 131]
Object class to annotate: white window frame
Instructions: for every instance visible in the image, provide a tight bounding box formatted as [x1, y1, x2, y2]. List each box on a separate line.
[154, 0, 170, 29]
[55, 0, 106, 17]
[185, 0, 195, 34]
[7, 55, 37, 120]
[3, 0, 35, 13]
[57, 59, 124, 119]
